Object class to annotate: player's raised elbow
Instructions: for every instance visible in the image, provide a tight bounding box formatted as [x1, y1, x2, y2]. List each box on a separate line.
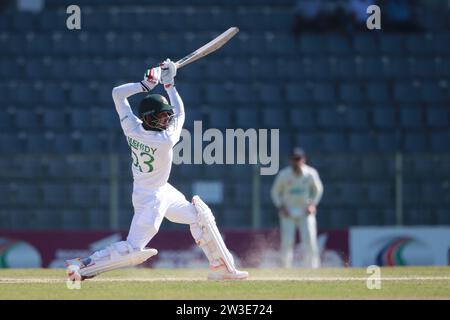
[112, 86, 120, 100]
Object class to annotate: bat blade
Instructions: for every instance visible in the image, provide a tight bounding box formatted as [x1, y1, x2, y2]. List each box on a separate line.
[175, 27, 239, 69]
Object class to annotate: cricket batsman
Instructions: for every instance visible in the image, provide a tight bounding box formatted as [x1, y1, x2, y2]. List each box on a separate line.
[66, 59, 248, 281]
[271, 147, 324, 268]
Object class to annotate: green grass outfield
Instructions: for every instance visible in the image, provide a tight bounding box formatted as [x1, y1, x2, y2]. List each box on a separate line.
[0, 267, 449, 299]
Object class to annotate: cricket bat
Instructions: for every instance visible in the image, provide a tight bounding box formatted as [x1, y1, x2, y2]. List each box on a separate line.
[174, 27, 239, 69]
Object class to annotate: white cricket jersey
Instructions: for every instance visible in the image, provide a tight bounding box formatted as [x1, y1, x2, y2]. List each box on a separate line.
[112, 82, 185, 187]
[271, 165, 324, 214]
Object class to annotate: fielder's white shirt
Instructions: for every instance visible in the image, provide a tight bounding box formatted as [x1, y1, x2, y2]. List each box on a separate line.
[112, 82, 185, 187]
[271, 165, 324, 216]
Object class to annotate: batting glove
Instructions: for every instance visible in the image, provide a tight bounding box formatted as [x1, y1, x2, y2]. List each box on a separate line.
[141, 67, 161, 92]
[160, 59, 177, 88]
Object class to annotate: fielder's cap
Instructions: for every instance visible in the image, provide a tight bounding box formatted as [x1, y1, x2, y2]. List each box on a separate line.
[290, 147, 306, 159]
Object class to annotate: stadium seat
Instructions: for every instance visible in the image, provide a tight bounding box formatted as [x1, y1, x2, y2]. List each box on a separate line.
[257, 84, 282, 105]
[0, 133, 24, 153]
[93, 108, 118, 130]
[403, 132, 427, 152]
[69, 184, 98, 207]
[70, 109, 93, 129]
[285, 84, 312, 103]
[366, 82, 390, 103]
[372, 108, 396, 129]
[62, 209, 88, 230]
[349, 133, 376, 152]
[356, 208, 384, 226]
[42, 109, 66, 130]
[289, 108, 316, 129]
[41, 183, 68, 205]
[379, 34, 405, 55]
[51, 134, 77, 154]
[339, 83, 366, 103]
[322, 133, 347, 152]
[262, 108, 286, 129]
[0, 111, 13, 131]
[419, 83, 447, 103]
[68, 85, 95, 105]
[326, 35, 352, 55]
[295, 133, 321, 152]
[425, 107, 449, 128]
[235, 108, 259, 128]
[317, 108, 345, 129]
[353, 34, 378, 55]
[207, 108, 233, 128]
[88, 209, 110, 230]
[403, 184, 421, 205]
[393, 83, 420, 103]
[312, 83, 336, 103]
[375, 132, 399, 152]
[436, 208, 450, 225]
[399, 107, 423, 128]
[329, 209, 356, 228]
[205, 84, 230, 104]
[26, 134, 52, 154]
[410, 58, 437, 78]
[405, 34, 435, 57]
[430, 131, 450, 152]
[367, 184, 393, 206]
[345, 107, 370, 129]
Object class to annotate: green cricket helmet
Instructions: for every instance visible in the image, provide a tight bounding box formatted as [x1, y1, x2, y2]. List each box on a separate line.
[138, 94, 175, 131]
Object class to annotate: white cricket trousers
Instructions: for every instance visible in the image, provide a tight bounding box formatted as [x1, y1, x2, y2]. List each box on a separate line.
[91, 182, 200, 260]
[279, 214, 320, 269]
[127, 182, 198, 249]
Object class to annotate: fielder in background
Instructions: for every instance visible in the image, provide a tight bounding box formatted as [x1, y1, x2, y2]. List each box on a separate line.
[271, 147, 324, 268]
[66, 59, 248, 281]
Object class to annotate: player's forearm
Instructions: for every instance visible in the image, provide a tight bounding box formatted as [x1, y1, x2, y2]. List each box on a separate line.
[112, 82, 144, 117]
[165, 86, 185, 121]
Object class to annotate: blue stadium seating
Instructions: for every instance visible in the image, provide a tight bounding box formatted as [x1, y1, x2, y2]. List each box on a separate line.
[379, 34, 405, 55]
[317, 108, 345, 129]
[430, 131, 450, 152]
[285, 84, 312, 103]
[420, 83, 447, 103]
[235, 108, 259, 128]
[425, 107, 449, 128]
[313, 83, 336, 103]
[400, 107, 423, 128]
[372, 108, 396, 129]
[327, 35, 352, 55]
[289, 108, 316, 129]
[356, 208, 384, 226]
[70, 109, 92, 129]
[353, 34, 378, 55]
[349, 133, 376, 152]
[262, 108, 286, 128]
[322, 133, 347, 152]
[207, 109, 233, 128]
[393, 83, 420, 103]
[345, 107, 370, 129]
[0, 3, 449, 230]
[366, 82, 390, 103]
[404, 132, 427, 152]
[375, 132, 399, 152]
[339, 83, 366, 103]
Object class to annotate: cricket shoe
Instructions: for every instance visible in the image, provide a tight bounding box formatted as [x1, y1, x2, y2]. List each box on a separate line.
[207, 264, 249, 280]
[65, 257, 96, 281]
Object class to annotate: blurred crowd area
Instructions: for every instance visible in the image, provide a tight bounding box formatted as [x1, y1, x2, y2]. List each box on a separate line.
[0, 0, 449, 231]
